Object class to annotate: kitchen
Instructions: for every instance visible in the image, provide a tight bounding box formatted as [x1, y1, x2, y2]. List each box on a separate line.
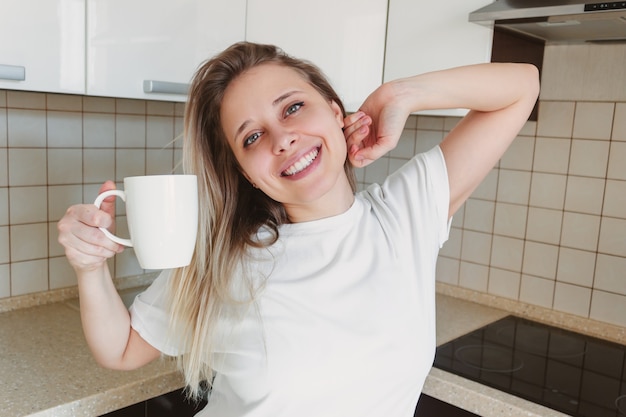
[1, 0, 625, 416]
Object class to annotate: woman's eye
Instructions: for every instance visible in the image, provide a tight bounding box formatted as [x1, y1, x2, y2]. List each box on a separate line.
[244, 132, 261, 148]
[285, 102, 304, 117]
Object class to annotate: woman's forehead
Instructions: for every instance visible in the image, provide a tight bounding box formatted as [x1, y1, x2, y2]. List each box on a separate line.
[230, 63, 309, 93]
[220, 64, 317, 134]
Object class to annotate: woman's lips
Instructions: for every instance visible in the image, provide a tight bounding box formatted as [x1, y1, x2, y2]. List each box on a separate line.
[281, 147, 320, 177]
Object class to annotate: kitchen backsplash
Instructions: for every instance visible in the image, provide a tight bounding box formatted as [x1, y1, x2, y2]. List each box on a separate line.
[1, 43, 624, 329]
[0, 94, 185, 298]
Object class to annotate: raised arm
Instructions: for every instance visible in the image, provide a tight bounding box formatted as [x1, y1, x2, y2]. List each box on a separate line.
[57, 181, 161, 370]
[344, 62, 540, 218]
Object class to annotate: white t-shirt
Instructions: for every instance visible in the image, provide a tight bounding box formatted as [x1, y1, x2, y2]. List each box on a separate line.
[130, 145, 450, 417]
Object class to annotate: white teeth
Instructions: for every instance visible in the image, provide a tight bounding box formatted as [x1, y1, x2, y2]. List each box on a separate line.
[283, 148, 319, 176]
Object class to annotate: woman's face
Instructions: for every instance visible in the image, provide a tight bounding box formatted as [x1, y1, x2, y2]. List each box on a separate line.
[220, 63, 354, 222]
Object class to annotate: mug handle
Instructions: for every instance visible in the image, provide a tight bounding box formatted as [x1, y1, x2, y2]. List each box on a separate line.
[93, 190, 133, 247]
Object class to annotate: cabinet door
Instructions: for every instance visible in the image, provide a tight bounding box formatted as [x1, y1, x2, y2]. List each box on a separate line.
[384, 0, 493, 116]
[0, 0, 85, 94]
[246, 0, 387, 112]
[87, 0, 246, 102]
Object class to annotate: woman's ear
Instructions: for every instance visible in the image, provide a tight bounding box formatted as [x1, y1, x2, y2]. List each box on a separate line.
[330, 100, 345, 129]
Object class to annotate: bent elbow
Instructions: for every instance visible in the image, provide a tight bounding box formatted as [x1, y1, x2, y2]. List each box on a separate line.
[93, 358, 132, 372]
[93, 355, 147, 372]
[92, 339, 162, 371]
[523, 63, 541, 100]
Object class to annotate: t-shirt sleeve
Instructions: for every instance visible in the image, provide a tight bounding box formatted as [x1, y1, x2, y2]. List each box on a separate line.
[129, 269, 183, 356]
[363, 145, 451, 344]
[377, 144, 451, 249]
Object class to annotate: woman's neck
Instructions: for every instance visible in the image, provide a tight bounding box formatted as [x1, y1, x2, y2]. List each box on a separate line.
[283, 174, 355, 223]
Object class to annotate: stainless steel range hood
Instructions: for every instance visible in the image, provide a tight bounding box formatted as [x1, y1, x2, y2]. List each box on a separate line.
[469, 0, 626, 43]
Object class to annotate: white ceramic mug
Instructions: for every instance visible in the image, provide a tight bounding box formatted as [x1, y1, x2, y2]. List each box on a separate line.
[93, 175, 198, 269]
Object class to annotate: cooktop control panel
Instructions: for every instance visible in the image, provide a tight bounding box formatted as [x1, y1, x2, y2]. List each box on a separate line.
[585, 2, 626, 11]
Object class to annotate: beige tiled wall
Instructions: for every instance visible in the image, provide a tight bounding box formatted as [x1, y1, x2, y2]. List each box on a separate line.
[0, 91, 184, 297]
[360, 43, 626, 328]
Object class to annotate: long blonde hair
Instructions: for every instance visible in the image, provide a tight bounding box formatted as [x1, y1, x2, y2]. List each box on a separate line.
[168, 42, 356, 398]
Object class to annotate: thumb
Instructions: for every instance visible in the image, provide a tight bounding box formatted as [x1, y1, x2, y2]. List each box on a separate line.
[97, 180, 117, 218]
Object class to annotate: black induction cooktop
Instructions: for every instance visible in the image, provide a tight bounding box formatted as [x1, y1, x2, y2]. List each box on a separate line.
[433, 315, 626, 417]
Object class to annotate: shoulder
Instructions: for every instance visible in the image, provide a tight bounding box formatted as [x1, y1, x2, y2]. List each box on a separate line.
[364, 145, 448, 206]
[361, 145, 451, 247]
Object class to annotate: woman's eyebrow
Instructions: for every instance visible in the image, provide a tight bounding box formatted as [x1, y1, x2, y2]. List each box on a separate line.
[235, 120, 251, 142]
[272, 90, 301, 106]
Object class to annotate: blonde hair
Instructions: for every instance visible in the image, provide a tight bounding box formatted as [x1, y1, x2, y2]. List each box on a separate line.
[167, 42, 356, 399]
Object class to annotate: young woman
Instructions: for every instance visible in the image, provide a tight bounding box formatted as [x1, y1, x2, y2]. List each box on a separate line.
[58, 42, 539, 416]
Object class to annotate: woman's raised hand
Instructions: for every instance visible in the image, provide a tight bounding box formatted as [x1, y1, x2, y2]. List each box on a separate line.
[57, 180, 123, 272]
[344, 81, 410, 167]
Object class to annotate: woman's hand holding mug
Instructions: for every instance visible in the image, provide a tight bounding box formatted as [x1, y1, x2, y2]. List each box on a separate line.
[57, 180, 124, 273]
[59, 175, 199, 272]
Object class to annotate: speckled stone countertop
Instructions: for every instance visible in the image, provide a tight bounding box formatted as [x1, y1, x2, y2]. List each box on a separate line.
[0, 300, 184, 417]
[2, 281, 624, 417]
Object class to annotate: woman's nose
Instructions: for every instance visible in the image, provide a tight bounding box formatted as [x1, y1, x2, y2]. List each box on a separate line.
[272, 132, 297, 154]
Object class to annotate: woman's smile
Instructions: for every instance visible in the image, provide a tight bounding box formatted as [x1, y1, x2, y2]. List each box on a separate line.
[281, 146, 321, 177]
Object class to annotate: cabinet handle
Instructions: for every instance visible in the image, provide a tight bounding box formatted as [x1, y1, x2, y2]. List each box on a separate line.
[0, 64, 25, 81]
[143, 80, 189, 95]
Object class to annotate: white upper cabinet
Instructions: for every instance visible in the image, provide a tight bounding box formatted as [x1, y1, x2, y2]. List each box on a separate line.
[246, 0, 387, 112]
[1, 0, 491, 109]
[0, 0, 85, 94]
[384, 0, 493, 116]
[86, 0, 246, 101]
